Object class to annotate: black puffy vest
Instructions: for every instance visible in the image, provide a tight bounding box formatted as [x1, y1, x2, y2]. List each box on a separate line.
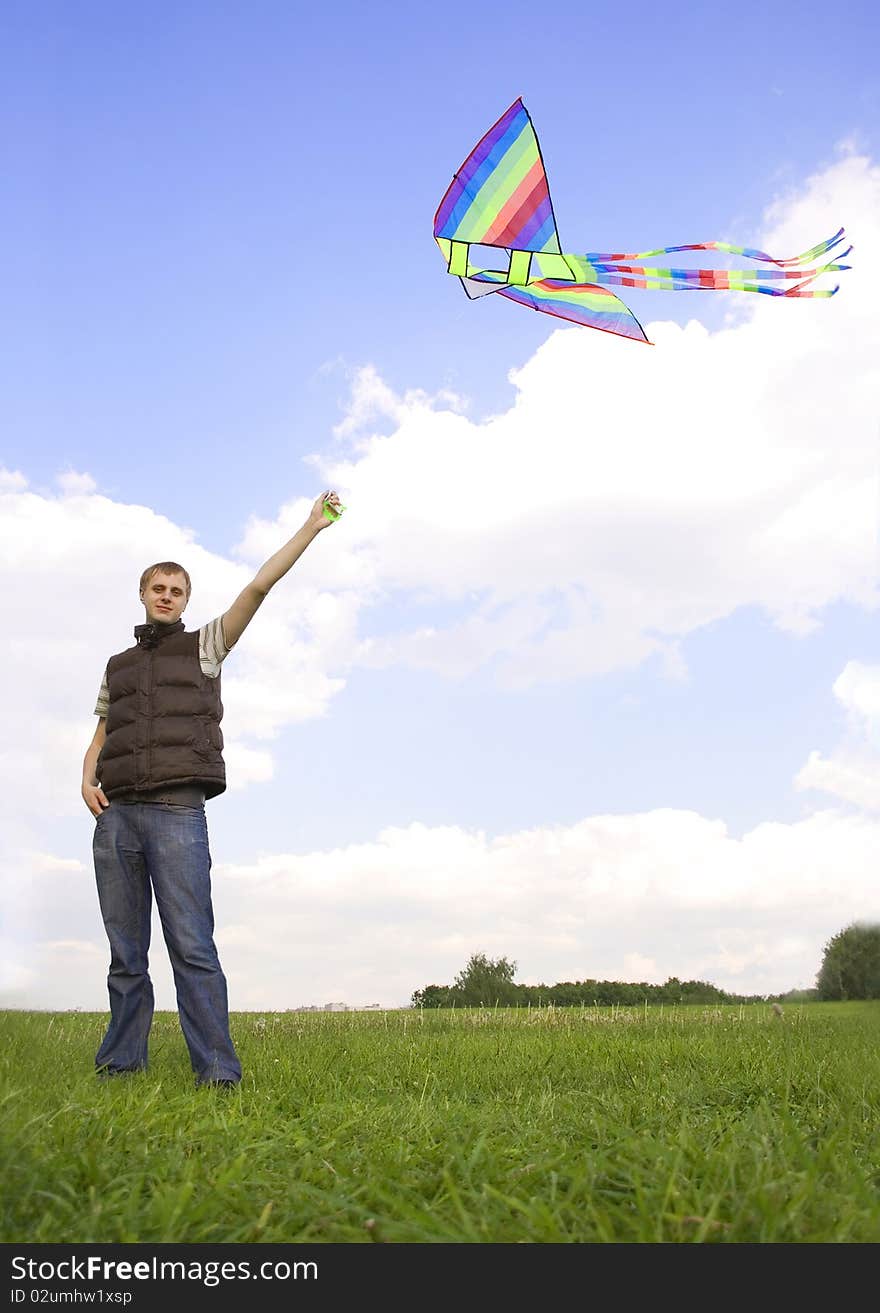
[97, 621, 226, 800]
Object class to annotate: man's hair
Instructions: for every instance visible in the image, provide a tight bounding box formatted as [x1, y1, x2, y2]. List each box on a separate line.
[139, 561, 192, 601]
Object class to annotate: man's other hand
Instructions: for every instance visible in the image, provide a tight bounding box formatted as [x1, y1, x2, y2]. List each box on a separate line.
[83, 784, 110, 818]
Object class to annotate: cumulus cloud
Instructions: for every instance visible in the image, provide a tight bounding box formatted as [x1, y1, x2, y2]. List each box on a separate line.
[796, 752, 880, 811]
[329, 364, 468, 443]
[56, 471, 97, 497]
[298, 151, 879, 686]
[10, 806, 879, 1010]
[220, 805, 874, 1002]
[796, 661, 880, 810]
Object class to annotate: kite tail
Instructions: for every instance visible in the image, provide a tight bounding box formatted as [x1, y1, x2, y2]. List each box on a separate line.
[563, 253, 851, 296]
[779, 267, 844, 298]
[580, 228, 848, 269]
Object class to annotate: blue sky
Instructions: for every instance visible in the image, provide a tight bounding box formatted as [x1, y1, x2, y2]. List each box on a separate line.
[6, 0, 878, 536]
[2, 0, 879, 1010]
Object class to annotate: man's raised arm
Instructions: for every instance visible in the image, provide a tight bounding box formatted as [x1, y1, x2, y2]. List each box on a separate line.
[222, 490, 342, 648]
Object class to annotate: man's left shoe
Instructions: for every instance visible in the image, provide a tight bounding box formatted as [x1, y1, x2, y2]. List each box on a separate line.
[96, 1066, 144, 1080]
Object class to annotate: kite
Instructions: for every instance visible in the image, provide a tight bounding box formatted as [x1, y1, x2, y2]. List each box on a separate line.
[433, 98, 851, 344]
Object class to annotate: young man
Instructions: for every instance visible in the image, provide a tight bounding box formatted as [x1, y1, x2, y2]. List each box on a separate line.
[81, 489, 344, 1087]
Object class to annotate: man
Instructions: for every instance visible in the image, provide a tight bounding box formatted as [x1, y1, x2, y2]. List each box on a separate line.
[81, 489, 344, 1087]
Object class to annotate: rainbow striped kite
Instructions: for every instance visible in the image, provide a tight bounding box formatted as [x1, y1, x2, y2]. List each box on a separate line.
[434, 99, 851, 344]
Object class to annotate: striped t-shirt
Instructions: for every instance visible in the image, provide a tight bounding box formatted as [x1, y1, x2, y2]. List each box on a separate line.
[93, 617, 232, 718]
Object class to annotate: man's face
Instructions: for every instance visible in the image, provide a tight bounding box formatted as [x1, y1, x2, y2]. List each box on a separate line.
[140, 572, 188, 625]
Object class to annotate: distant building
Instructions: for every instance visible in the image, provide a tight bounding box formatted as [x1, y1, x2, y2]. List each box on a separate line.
[289, 1001, 385, 1012]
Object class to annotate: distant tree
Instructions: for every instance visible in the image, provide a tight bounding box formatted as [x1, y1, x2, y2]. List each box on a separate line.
[410, 984, 453, 1009]
[816, 922, 880, 1000]
[678, 979, 728, 1004]
[657, 977, 683, 1003]
[452, 953, 519, 1006]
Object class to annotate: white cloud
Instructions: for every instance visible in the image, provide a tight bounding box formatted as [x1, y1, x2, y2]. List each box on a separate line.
[24, 852, 87, 874]
[56, 471, 97, 496]
[833, 661, 880, 727]
[621, 952, 662, 982]
[796, 751, 880, 811]
[10, 805, 878, 1010]
[330, 363, 467, 443]
[204, 804, 880, 1004]
[795, 661, 880, 810]
[222, 742, 275, 788]
[43, 939, 104, 957]
[272, 152, 880, 688]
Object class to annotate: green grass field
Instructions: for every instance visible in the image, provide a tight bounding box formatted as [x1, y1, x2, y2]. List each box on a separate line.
[3, 1002, 879, 1243]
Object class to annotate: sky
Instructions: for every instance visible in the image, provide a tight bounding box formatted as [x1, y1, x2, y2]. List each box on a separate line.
[2, 0, 879, 1012]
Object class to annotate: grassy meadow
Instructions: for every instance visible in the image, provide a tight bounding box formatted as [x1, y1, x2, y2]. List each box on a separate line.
[3, 1001, 880, 1243]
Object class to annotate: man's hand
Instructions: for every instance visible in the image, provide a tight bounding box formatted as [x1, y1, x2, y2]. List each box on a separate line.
[309, 490, 344, 531]
[83, 783, 110, 818]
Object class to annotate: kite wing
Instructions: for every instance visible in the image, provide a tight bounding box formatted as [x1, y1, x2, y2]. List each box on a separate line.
[459, 260, 648, 342]
[496, 279, 648, 343]
[433, 97, 561, 260]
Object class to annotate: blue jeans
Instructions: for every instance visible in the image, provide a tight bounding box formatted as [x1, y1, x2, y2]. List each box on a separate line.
[92, 802, 241, 1084]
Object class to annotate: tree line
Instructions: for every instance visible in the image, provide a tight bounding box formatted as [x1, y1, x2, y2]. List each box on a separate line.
[410, 953, 761, 1009]
[411, 925, 880, 1009]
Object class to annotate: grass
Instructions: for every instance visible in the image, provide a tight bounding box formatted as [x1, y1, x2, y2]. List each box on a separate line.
[2, 1002, 880, 1243]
